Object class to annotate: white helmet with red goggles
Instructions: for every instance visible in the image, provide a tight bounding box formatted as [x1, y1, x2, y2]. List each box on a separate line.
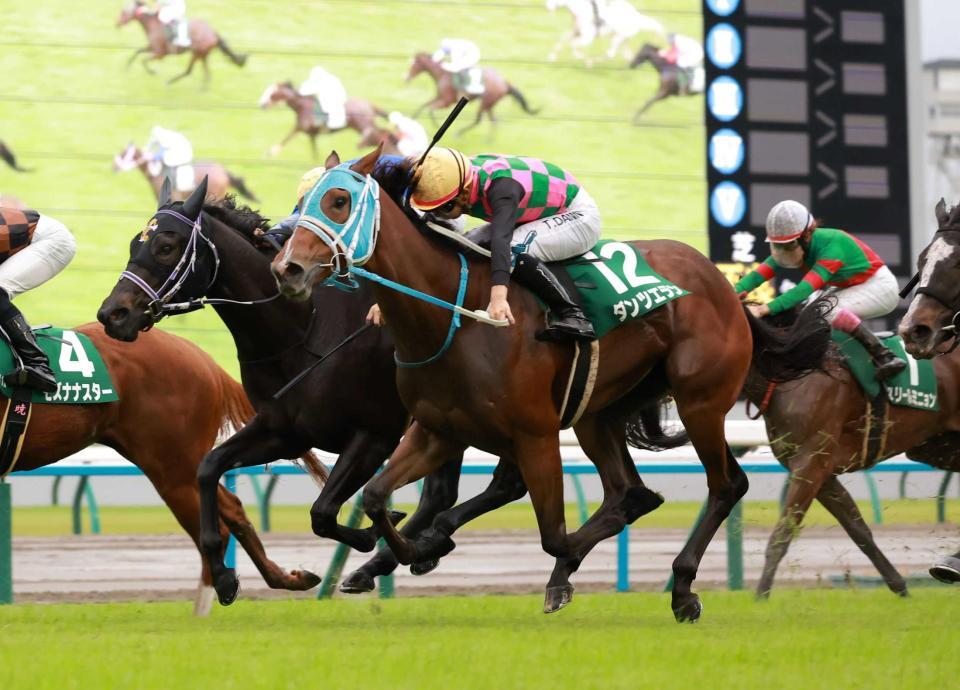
[765, 200, 813, 243]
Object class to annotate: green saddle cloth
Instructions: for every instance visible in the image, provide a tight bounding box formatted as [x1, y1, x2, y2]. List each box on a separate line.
[554, 240, 689, 339]
[831, 331, 938, 411]
[0, 327, 119, 404]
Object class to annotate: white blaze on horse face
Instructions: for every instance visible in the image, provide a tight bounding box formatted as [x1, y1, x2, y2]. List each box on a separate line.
[904, 235, 959, 325]
[258, 84, 278, 108]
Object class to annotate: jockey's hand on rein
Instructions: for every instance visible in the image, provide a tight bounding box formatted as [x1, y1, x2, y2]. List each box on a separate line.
[366, 304, 384, 326]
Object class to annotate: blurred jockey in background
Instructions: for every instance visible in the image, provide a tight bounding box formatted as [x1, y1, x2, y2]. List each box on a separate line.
[154, 0, 191, 48]
[299, 66, 348, 130]
[432, 38, 485, 96]
[388, 112, 428, 157]
[143, 126, 194, 194]
[659, 33, 703, 93]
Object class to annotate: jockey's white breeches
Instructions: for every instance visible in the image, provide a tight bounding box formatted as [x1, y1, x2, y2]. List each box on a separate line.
[514, 187, 601, 262]
[0, 214, 76, 299]
[826, 265, 900, 323]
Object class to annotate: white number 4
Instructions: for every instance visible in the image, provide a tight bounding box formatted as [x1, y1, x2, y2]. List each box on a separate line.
[58, 330, 95, 378]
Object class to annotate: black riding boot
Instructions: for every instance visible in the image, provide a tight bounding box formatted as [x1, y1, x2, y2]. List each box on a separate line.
[850, 323, 907, 381]
[511, 253, 595, 343]
[2, 313, 57, 392]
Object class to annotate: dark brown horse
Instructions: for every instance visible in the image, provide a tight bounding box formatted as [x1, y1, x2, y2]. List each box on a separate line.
[406, 53, 539, 133]
[0, 140, 30, 172]
[116, 1, 247, 86]
[630, 43, 701, 122]
[270, 147, 832, 620]
[899, 198, 960, 582]
[258, 82, 388, 159]
[9, 323, 323, 612]
[112, 143, 259, 203]
[746, 308, 960, 595]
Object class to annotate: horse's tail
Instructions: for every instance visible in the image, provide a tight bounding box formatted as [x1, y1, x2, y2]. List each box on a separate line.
[744, 298, 833, 383]
[226, 171, 260, 203]
[507, 84, 540, 115]
[0, 141, 30, 172]
[215, 34, 247, 67]
[625, 397, 689, 451]
[214, 369, 329, 485]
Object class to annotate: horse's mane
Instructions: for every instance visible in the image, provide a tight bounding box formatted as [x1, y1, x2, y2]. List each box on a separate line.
[202, 195, 271, 245]
[372, 156, 427, 230]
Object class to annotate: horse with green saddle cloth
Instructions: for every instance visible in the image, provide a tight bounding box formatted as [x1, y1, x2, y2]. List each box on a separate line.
[744, 310, 960, 597]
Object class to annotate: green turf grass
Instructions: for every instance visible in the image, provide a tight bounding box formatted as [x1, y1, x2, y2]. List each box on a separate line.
[0, 591, 954, 690]
[13, 498, 959, 536]
[1, 0, 705, 377]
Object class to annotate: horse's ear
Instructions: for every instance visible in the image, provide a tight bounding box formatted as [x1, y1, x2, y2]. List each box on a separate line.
[351, 143, 383, 176]
[182, 176, 208, 219]
[158, 177, 172, 208]
[936, 198, 949, 228]
[325, 150, 341, 169]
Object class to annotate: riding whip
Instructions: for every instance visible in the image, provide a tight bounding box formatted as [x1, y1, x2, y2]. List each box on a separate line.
[416, 97, 470, 168]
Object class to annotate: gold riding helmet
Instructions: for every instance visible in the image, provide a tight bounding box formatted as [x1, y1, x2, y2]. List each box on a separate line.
[410, 147, 471, 211]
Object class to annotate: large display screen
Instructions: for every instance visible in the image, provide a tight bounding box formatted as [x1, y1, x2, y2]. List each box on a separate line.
[704, 0, 911, 300]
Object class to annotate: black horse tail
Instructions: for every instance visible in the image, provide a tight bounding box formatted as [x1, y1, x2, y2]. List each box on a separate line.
[626, 397, 689, 451]
[216, 35, 247, 67]
[507, 84, 540, 115]
[745, 298, 833, 383]
[227, 172, 259, 203]
[0, 141, 30, 172]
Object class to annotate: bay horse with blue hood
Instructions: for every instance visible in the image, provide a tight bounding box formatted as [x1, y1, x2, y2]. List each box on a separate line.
[270, 144, 833, 620]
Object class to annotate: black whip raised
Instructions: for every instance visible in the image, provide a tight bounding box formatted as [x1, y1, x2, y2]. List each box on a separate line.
[416, 97, 470, 168]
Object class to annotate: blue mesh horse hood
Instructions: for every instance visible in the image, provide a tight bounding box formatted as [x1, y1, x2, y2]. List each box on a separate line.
[297, 161, 381, 267]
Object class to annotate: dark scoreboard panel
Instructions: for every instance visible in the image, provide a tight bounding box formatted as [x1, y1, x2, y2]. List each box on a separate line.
[703, 0, 911, 289]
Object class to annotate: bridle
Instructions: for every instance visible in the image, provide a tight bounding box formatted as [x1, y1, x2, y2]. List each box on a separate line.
[119, 208, 278, 328]
[902, 228, 960, 355]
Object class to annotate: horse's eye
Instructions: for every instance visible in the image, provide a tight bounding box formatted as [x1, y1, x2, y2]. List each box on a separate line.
[334, 197, 347, 208]
[157, 244, 173, 256]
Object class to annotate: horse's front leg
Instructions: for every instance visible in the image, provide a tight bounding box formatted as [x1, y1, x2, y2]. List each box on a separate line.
[362, 422, 465, 565]
[340, 455, 465, 594]
[167, 54, 196, 84]
[269, 128, 299, 157]
[197, 417, 306, 606]
[126, 46, 149, 69]
[309, 431, 404, 552]
[412, 97, 440, 120]
[548, 30, 574, 62]
[141, 54, 158, 75]
[633, 88, 668, 123]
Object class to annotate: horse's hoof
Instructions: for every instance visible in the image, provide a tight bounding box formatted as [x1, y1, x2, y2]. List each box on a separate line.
[929, 556, 960, 584]
[214, 569, 240, 606]
[543, 584, 574, 614]
[411, 527, 456, 562]
[410, 559, 439, 577]
[894, 586, 910, 598]
[755, 588, 771, 601]
[339, 569, 376, 594]
[673, 595, 703, 623]
[294, 569, 322, 590]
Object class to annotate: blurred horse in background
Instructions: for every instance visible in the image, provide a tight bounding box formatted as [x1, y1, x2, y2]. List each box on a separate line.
[630, 43, 704, 121]
[116, 0, 247, 86]
[258, 81, 387, 159]
[112, 143, 259, 203]
[546, 0, 665, 65]
[406, 53, 538, 133]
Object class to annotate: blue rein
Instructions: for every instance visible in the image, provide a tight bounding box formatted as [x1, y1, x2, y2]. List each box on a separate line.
[352, 253, 469, 368]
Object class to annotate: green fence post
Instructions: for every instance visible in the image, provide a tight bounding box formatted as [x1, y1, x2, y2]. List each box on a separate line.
[864, 473, 883, 525]
[379, 496, 395, 599]
[937, 472, 953, 524]
[262, 476, 279, 533]
[317, 498, 365, 599]
[72, 477, 88, 535]
[726, 499, 743, 590]
[84, 480, 100, 535]
[570, 475, 589, 526]
[51, 476, 62, 506]
[0, 480, 11, 604]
